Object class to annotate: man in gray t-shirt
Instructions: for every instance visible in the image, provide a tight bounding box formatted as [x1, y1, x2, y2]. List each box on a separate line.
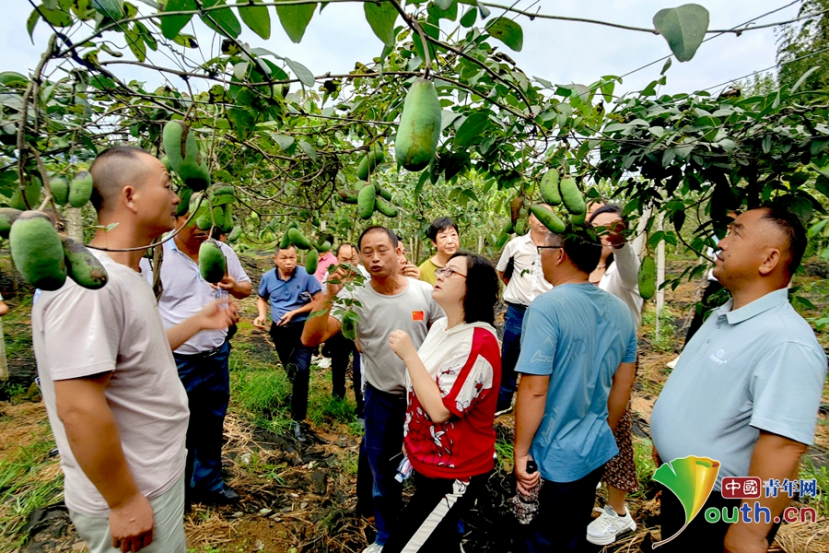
[302, 226, 443, 552]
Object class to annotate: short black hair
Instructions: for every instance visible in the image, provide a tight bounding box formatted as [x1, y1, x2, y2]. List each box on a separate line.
[335, 242, 355, 256]
[550, 226, 602, 274]
[358, 225, 398, 249]
[274, 244, 296, 255]
[759, 206, 807, 278]
[450, 252, 499, 326]
[587, 203, 623, 224]
[427, 217, 459, 242]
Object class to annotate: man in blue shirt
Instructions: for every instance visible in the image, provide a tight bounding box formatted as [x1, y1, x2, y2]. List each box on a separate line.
[254, 244, 322, 442]
[651, 207, 826, 553]
[513, 226, 638, 552]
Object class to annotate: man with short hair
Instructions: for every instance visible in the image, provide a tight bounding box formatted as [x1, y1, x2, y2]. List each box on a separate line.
[254, 244, 322, 442]
[302, 226, 444, 553]
[513, 227, 637, 552]
[651, 207, 827, 553]
[32, 146, 238, 553]
[397, 236, 421, 280]
[140, 212, 252, 504]
[418, 217, 459, 286]
[494, 205, 555, 415]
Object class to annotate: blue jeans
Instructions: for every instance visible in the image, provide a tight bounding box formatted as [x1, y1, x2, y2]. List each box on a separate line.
[497, 304, 527, 411]
[363, 383, 407, 545]
[174, 341, 231, 494]
[269, 321, 313, 421]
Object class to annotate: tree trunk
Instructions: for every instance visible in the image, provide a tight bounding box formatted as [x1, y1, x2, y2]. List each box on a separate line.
[0, 318, 7, 381]
[65, 207, 83, 242]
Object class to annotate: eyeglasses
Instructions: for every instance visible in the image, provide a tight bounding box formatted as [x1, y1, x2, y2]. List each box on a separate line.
[435, 267, 467, 279]
[537, 245, 563, 254]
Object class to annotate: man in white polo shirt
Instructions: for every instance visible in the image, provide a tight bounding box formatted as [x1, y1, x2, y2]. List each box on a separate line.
[32, 147, 238, 553]
[141, 212, 251, 504]
[651, 207, 827, 553]
[494, 204, 555, 415]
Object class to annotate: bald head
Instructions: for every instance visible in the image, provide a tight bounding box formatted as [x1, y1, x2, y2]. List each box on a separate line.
[89, 146, 157, 212]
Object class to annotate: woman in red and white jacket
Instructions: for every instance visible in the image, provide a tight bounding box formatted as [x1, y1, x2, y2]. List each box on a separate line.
[385, 252, 501, 553]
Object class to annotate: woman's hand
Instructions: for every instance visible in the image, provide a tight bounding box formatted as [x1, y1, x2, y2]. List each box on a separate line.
[389, 330, 417, 361]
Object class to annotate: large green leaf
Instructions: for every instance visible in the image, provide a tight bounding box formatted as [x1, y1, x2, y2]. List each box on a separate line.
[284, 58, 315, 87]
[200, 0, 242, 38]
[39, 5, 74, 26]
[160, 0, 196, 40]
[92, 0, 124, 20]
[364, 1, 397, 47]
[454, 111, 490, 148]
[275, 0, 315, 43]
[236, 0, 270, 39]
[653, 4, 709, 62]
[486, 18, 523, 52]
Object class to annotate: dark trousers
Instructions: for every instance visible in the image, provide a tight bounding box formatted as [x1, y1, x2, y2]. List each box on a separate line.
[326, 332, 364, 417]
[683, 281, 726, 348]
[363, 383, 407, 545]
[657, 484, 781, 552]
[269, 321, 313, 421]
[523, 465, 605, 553]
[497, 304, 527, 411]
[383, 471, 489, 553]
[174, 341, 231, 494]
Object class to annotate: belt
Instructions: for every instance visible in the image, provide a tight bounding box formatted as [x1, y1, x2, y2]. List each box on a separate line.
[174, 342, 226, 359]
[506, 302, 529, 311]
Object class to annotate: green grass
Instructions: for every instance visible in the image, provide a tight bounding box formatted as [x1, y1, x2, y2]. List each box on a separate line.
[799, 457, 829, 518]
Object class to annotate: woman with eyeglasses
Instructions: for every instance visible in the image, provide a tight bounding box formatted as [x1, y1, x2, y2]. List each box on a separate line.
[384, 252, 501, 553]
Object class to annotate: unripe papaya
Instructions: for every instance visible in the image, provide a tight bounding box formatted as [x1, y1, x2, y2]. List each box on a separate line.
[196, 213, 212, 230]
[375, 196, 398, 218]
[559, 178, 585, 215]
[298, 209, 311, 221]
[0, 208, 22, 238]
[505, 220, 515, 235]
[11, 178, 42, 210]
[529, 205, 565, 234]
[50, 178, 69, 206]
[199, 239, 227, 284]
[570, 211, 586, 225]
[211, 206, 225, 229]
[357, 148, 386, 181]
[539, 170, 561, 205]
[211, 185, 235, 198]
[61, 235, 108, 290]
[220, 204, 234, 233]
[228, 226, 243, 243]
[312, 215, 321, 227]
[9, 211, 67, 291]
[161, 156, 173, 173]
[515, 219, 527, 236]
[69, 171, 94, 208]
[358, 184, 376, 219]
[162, 121, 210, 191]
[176, 187, 193, 217]
[338, 189, 359, 204]
[314, 240, 332, 253]
[288, 228, 312, 250]
[288, 221, 298, 230]
[279, 232, 291, 249]
[305, 248, 319, 274]
[394, 78, 441, 171]
[638, 255, 656, 300]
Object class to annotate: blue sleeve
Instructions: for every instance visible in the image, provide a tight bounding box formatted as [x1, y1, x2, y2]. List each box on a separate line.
[624, 318, 638, 364]
[306, 273, 322, 295]
[749, 341, 827, 445]
[515, 303, 558, 376]
[258, 272, 270, 299]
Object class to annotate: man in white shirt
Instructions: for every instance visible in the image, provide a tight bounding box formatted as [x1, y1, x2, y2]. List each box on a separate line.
[141, 214, 251, 505]
[33, 146, 238, 553]
[494, 204, 554, 414]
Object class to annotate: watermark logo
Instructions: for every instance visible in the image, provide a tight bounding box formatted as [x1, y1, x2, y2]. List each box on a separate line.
[651, 455, 720, 548]
[707, 477, 819, 525]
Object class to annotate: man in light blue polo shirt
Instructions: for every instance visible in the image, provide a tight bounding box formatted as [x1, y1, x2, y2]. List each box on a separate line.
[513, 226, 637, 552]
[651, 207, 827, 553]
[253, 244, 322, 442]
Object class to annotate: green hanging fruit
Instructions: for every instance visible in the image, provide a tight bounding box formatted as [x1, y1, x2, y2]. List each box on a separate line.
[0, 208, 22, 239]
[539, 170, 561, 205]
[395, 77, 441, 172]
[279, 232, 291, 249]
[162, 121, 210, 191]
[176, 187, 193, 217]
[638, 256, 656, 300]
[338, 189, 359, 204]
[160, 156, 173, 173]
[68, 171, 94, 208]
[305, 248, 319, 274]
[199, 240, 227, 284]
[9, 211, 67, 291]
[358, 184, 376, 219]
[288, 228, 312, 250]
[11, 177, 42, 211]
[314, 240, 332, 253]
[377, 187, 393, 201]
[375, 196, 398, 218]
[228, 226, 243, 243]
[529, 205, 565, 234]
[357, 147, 386, 181]
[559, 178, 585, 215]
[50, 178, 69, 206]
[61, 235, 108, 290]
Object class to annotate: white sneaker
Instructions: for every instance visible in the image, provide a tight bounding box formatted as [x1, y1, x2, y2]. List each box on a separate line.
[586, 505, 637, 545]
[362, 543, 383, 553]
